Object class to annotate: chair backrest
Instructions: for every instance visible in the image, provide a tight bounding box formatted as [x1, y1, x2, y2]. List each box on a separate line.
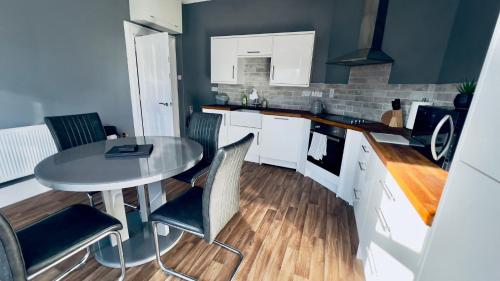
[0, 212, 26, 281]
[44, 113, 107, 152]
[188, 112, 222, 163]
[202, 133, 254, 243]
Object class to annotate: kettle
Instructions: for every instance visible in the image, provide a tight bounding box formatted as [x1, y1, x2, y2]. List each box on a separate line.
[310, 99, 323, 115]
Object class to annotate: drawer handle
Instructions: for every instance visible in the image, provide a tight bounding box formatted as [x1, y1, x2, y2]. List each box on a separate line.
[367, 248, 377, 275]
[379, 180, 396, 201]
[361, 144, 370, 153]
[358, 161, 367, 171]
[274, 117, 289, 120]
[353, 189, 360, 200]
[375, 207, 391, 233]
[247, 51, 260, 54]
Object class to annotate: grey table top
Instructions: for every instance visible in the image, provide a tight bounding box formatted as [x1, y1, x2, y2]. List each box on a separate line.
[34, 137, 203, 192]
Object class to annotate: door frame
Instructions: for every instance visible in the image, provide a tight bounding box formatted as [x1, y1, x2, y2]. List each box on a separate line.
[123, 21, 181, 137]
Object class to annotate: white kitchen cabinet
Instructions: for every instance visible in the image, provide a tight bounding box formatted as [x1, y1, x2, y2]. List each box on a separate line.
[260, 115, 305, 169]
[356, 147, 430, 281]
[129, 0, 182, 34]
[202, 108, 230, 147]
[228, 125, 260, 163]
[270, 32, 315, 87]
[237, 35, 273, 57]
[211, 37, 238, 84]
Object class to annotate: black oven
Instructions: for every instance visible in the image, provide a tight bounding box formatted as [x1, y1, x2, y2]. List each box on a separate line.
[410, 106, 468, 170]
[307, 121, 346, 176]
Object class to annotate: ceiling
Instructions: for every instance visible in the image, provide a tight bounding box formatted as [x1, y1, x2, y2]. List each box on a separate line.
[182, 0, 210, 4]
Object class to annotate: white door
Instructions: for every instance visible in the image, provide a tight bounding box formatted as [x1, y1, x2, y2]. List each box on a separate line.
[270, 33, 315, 87]
[135, 33, 174, 136]
[211, 37, 238, 84]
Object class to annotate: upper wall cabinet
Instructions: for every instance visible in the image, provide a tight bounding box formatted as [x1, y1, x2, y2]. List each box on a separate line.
[210, 31, 315, 87]
[270, 32, 315, 87]
[129, 0, 182, 34]
[211, 37, 239, 84]
[237, 36, 273, 57]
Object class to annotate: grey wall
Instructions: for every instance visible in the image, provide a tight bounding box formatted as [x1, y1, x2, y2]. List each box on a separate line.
[438, 0, 500, 82]
[180, 0, 352, 114]
[0, 0, 133, 134]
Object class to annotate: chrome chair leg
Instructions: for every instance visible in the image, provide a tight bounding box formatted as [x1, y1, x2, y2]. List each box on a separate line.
[151, 222, 244, 281]
[53, 247, 91, 281]
[112, 231, 126, 281]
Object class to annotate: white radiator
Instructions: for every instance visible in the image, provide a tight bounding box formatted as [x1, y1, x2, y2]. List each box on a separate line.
[0, 125, 57, 184]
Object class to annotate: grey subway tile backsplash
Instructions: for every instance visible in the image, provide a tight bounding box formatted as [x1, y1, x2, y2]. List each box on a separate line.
[216, 59, 458, 122]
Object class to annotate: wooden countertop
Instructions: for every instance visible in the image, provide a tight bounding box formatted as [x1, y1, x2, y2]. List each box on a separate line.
[202, 104, 447, 225]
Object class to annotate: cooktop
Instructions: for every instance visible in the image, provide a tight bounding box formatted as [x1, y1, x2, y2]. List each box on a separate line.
[317, 113, 375, 125]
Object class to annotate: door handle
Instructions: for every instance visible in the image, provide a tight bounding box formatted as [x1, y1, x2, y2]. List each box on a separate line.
[375, 207, 391, 233]
[361, 144, 370, 153]
[247, 51, 260, 54]
[232, 65, 235, 79]
[273, 117, 289, 121]
[271, 65, 275, 80]
[159, 102, 169, 107]
[379, 180, 396, 201]
[358, 161, 367, 171]
[353, 189, 360, 200]
[431, 114, 454, 161]
[257, 132, 260, 145]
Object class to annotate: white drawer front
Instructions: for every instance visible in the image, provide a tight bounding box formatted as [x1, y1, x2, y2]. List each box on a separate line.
[230, 111, 262, 128]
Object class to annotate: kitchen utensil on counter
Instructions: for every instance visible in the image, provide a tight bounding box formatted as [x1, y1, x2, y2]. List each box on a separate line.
[214, 93, 229, 105]
[381, 99, 403, 128]
[406, 100, 433, 129]
[310, 99, 323, 115]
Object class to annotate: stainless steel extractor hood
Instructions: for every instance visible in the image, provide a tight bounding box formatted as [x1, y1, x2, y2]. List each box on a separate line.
[327, 0, 393, 66]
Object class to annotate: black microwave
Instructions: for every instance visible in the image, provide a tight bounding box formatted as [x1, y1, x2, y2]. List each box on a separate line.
[410, 106, 468, 170]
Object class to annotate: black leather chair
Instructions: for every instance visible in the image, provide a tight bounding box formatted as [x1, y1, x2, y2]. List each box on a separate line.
[150, 133, 254, 281]
[0, 204, 125, 281]
[44, 113, 137, 210]
[173, 112, 222, 186]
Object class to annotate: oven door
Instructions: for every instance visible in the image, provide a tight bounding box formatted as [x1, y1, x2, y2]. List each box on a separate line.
[307, 131, 345, 176]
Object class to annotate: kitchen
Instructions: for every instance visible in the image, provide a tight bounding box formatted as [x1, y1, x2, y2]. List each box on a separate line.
[0, 0, 499, 281]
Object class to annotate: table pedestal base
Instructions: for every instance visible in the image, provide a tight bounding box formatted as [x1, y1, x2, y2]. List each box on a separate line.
[94, 211, 183, 268]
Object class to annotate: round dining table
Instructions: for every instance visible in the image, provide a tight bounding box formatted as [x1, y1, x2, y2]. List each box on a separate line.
[34, 136, 203, 268]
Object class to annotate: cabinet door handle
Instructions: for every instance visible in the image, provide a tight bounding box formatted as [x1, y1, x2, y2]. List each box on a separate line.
[358, 161, 367, 171]
[361, 144, 369, 153]
[273, 117, 289, 121]
[232, 65, 235, 79]
[257, 132, 260, 145]
[247, 51, 260, 54]
[272, 65, 275, 80]
[375, 207, 391, 233]
[353, 189, 360, 200]
[159, 102, 169, 107]
[379, 180, 396, 201]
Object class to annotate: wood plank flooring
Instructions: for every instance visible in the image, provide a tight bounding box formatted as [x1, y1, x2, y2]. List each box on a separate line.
[1, 162, 364, 281]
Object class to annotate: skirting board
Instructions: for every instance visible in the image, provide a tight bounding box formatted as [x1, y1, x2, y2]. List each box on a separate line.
[0, 178, 50, 208]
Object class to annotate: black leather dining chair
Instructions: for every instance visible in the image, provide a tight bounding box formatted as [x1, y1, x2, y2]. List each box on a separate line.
[149, 133, 254, 281]
[44, 113, 137, 210]
[0, 204, 125, 281]
[173, 112, 222, 187]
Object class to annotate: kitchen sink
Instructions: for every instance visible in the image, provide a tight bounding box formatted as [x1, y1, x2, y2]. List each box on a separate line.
[231, 109, 262, 128]
[235, 108, 261, 113]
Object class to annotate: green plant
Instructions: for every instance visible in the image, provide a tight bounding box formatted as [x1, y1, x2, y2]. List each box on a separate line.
[457, 79, 477, 95]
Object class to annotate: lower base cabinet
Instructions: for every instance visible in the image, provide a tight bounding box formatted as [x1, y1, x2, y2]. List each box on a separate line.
[355, 136, 429, 281]
[227, 125, 261, 163]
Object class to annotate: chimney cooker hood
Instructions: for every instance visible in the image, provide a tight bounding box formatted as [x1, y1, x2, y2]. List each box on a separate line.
[327, 0, 393, 66]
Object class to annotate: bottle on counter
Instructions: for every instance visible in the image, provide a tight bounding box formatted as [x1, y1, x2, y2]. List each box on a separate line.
[242, 95, 248, 107]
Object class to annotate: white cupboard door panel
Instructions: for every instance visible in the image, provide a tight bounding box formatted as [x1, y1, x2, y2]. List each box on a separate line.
[135, 33, 174, 137]
[261, 116, 303, 163]
[270, 33, 315, 87]
[237, 36, 273, 57]
[228, 126, 260, 162]
[130, 0, 182, 34]
[211, 38, 238, 84]
[458, 18, 500, 182]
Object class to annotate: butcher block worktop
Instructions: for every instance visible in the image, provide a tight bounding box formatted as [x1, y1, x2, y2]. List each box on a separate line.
[202, 104, 448, 225]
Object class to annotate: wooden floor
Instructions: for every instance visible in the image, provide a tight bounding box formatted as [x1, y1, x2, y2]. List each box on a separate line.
[1, 162, 364, 281]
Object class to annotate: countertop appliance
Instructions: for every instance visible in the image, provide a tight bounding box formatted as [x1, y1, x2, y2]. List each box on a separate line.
[307, 121, 347, 176]
[316, 113, 375, 125]
[410, 105, 468, 170]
